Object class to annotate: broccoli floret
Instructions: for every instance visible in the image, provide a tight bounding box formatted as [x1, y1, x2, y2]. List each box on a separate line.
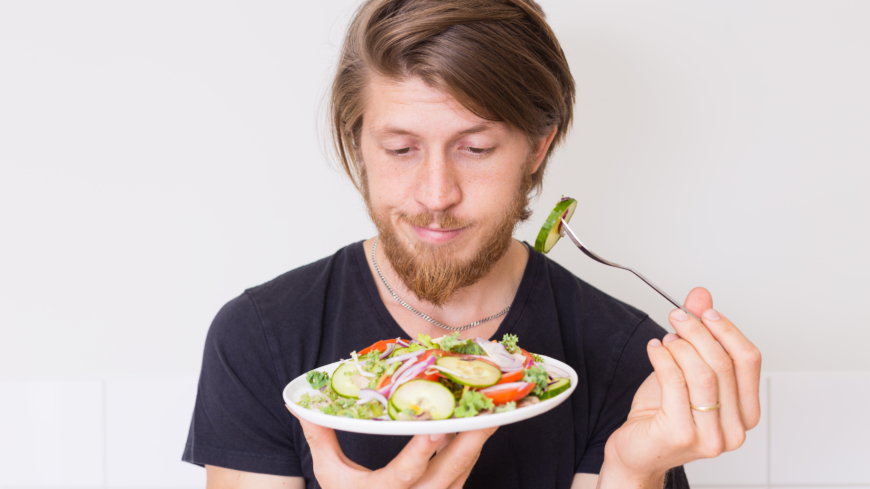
[306, 371, 330, 390]
[523, 365, 549, 397]
[500, 334, 519, 353]
[453, 389, 494, 418]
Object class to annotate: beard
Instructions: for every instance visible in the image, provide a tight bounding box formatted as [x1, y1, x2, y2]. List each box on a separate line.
[362, 167, 533, 307]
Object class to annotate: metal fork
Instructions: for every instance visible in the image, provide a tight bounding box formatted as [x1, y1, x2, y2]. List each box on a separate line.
[560, 217, 701, 322]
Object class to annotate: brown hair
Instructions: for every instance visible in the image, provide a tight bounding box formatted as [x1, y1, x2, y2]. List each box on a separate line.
[329, 0, 575, 194]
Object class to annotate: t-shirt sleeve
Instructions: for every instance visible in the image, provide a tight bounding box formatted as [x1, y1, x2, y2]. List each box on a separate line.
[575, 315, 689, 487]
[182, 292, 302, 476]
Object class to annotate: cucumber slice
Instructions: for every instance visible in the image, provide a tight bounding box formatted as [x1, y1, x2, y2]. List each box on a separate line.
[330, 362, 362, 399]
[389, 346, 413, 358]
[435, 356, 501, 388]
[390, 380, 455, 420]
[539, 378, 571, 401]
[388, 400, 399, 420]
[534, 197, 577, 253]
[389, 344, 424, 357]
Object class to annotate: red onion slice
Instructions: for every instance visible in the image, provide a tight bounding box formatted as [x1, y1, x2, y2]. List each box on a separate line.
[396, 356, 436, 384]
[385, 349, 426, 365]
[387, 356, 436, 398]
[541, 362, 570, 379]
[357, 388, 389, 408]
[376, 383, 392, 397]
[378, 343, 396, 359]
[395, 338, 409, 347]
[390, 357, 418, 381]
[473, 338, 524, 371]
[479, 381, 534, 394]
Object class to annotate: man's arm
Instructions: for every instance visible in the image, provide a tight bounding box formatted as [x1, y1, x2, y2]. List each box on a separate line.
[206, 465, 305, 489]
[584, 288, 761, 488]
[571, 473, 599, 489]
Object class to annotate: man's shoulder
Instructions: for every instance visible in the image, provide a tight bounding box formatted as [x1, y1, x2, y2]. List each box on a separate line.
[244, 241, 362, 307]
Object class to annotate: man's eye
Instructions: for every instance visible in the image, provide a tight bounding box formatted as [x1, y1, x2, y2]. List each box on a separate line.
[466, 147, 493, 156]
[387, 147, 412, 156]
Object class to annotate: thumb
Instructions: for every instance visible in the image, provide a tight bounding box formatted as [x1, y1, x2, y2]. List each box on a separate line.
[372, 434, 445, 487]
[683, 287, 712, 319]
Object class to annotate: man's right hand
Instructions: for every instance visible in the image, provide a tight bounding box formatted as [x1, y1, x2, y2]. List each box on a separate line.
[288, 406, 497, 489]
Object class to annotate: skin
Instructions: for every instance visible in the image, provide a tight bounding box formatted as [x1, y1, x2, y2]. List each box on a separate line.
[359, 75, 552, 343]
[206, 76, 762, 489]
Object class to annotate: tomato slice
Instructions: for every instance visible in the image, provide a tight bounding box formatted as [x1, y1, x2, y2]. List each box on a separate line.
[519, 348, 535, 367]
[417, 349, 450, 362]
[497, 370, 524, 384]
[413, 370, 441, 382]
[375, 364, 440, 391]
[481, 382, 535, 405]
[358, 339, 399, 356]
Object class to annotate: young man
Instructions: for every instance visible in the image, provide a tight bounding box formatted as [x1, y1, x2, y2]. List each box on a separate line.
[182, 1, 762, 488]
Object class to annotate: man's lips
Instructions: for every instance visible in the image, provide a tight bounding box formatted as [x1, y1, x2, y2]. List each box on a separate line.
[412, 225, 465, 244]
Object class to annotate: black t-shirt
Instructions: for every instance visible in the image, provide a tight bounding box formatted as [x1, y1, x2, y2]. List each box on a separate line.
[182, 241, 689, 488]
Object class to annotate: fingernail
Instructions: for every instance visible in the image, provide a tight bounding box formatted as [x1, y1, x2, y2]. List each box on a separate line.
[663, 333, 679, 344]
[671, 309, 689, 321]
[703, 309, 721, 321]
[430, 433, 445, 442]
[649, 338, 662, 347]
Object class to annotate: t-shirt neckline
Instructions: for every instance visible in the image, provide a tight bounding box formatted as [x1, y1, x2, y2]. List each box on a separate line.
[350, 239, 541, 342]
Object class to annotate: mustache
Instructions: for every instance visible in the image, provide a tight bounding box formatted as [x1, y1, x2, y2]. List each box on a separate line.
[399, 211, 473, 230]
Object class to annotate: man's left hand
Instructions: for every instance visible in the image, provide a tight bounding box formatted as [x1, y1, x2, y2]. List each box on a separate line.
[599, 287, 762, 487]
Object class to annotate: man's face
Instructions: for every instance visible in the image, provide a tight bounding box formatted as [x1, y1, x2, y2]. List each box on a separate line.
[359, 76, 536, 306]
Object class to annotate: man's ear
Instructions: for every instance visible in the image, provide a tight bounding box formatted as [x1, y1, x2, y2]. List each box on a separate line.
[529, 126, 558, 174]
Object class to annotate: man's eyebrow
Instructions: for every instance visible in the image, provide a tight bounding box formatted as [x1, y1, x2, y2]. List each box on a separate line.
[371, 124, 496, 138]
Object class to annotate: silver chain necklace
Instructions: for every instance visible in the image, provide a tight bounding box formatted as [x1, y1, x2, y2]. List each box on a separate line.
[371, 236, 510, 331]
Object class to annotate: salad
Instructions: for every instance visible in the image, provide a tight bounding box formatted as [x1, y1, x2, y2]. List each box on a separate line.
[297, 333, 571, 421]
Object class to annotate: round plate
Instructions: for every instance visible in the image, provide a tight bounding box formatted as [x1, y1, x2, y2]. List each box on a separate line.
[283, 355, 578, 435]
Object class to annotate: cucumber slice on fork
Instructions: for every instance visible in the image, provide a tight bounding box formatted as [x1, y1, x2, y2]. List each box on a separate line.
[534, 197, 577, 253]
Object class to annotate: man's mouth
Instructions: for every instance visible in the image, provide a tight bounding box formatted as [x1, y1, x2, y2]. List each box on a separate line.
[411, 225, 466, 245]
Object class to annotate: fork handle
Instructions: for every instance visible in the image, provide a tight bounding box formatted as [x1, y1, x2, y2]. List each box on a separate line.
[627, 268, 702, 322]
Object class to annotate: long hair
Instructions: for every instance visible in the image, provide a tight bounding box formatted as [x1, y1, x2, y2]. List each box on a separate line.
[328, 0, 575, 195]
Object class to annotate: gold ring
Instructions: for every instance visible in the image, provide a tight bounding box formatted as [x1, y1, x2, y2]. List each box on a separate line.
[690, 402, 720, 412]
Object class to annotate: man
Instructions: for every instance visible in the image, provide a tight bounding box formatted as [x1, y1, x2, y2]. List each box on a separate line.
[182, 0, 761, 488]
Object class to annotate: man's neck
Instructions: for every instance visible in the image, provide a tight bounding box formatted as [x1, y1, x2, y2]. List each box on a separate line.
[363, 237, 529, 341]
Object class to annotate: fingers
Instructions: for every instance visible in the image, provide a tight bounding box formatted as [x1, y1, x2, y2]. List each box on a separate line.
[377, 433, 449, 488]
[698, 309, 763, 430]
[287, 407, 342, 464]
[286, 405, 368, 481]
[683, 287, 713, 318]
[646, 339, 691, 422]
[436, 433, 456, 455]
[415, 427, 498, 489]
[668, 309, 745, 451]
[447, 465, 474, 489]
[662, 333, 721, 454]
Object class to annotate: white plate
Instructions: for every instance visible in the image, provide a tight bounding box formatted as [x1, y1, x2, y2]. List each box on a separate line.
[283, 355, 578, 435]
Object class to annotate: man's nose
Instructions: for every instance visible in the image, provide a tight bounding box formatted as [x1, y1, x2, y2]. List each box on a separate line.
[414, 151, 461, 214]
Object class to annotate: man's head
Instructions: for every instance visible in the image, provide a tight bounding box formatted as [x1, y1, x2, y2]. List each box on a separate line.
[329, 0, 575, 306]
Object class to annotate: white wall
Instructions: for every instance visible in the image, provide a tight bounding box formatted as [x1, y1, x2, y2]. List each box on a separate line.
[2, 0, 869, 487]
[4, 0, 869, 379]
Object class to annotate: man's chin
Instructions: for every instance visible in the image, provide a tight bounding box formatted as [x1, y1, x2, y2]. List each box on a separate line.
[379, 230, 514, 307]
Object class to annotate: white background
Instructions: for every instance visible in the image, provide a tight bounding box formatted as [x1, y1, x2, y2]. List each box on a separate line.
[1, 0, 869, 487]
